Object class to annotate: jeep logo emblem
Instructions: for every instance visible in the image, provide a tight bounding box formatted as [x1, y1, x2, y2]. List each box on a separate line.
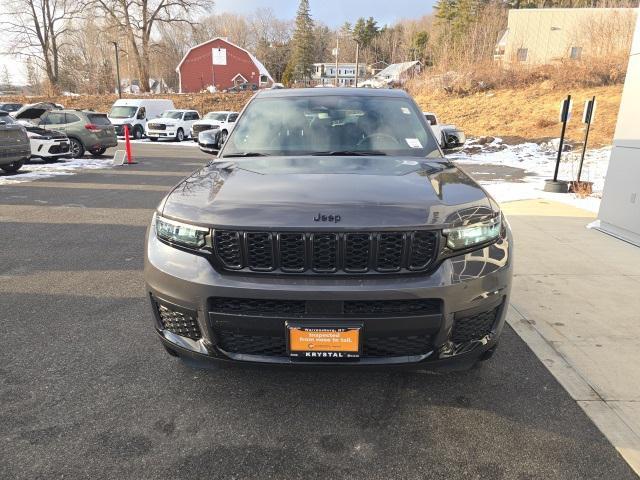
[313, 213, 341, 223]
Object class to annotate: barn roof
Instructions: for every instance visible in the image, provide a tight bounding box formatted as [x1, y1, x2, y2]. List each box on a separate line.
[176, 37, 274, 82]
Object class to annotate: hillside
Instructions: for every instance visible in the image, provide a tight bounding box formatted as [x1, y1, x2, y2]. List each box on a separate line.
[413, 84, 623, 147]
[4, 83, 622, 147]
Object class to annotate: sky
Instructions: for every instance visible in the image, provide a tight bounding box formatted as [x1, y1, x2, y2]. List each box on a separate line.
[214, 0, 436, 27]
[0, 1, 437, 86]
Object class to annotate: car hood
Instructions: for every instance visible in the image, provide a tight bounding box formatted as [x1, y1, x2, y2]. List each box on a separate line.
[161, 156, 498, 230]
[151, 118, 180, 125]
[25, 126, 67, 139]
[13, 102, 59, 120]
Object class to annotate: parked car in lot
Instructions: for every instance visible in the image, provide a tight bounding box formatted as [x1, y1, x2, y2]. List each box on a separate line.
[12, 102, 63, 121]
[226, 82, 258, 93]
[146, 109, 200, 142]
[145, 88, 513, 369]
[190, 111, 239, 143]
[0, 102, 23, 113]
[22, 122, 71, 161]
[0, 114, 30, 173]
[423, 112, 466, 150]
[34, 110, 117, 158]
[108, 99, 174, 139]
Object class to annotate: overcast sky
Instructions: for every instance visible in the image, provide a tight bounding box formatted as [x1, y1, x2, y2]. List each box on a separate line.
[0, 0, 436, 86]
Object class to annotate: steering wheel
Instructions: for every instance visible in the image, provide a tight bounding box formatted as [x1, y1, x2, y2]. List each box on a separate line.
[357, 133, 401, 148]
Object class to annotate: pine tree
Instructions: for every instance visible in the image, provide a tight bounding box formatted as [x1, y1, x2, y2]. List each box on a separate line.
[290, 0, 315, 83]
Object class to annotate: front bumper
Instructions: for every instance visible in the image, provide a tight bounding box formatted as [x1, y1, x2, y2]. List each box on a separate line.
[30, 138, 71, 157]
[144, 227, 513, 367]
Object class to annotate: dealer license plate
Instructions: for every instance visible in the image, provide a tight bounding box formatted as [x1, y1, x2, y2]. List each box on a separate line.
[287, 324, 361, 360]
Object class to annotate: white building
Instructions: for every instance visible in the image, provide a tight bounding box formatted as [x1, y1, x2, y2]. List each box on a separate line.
[311, 63, 368, 86]
[591, 9, 640, 246]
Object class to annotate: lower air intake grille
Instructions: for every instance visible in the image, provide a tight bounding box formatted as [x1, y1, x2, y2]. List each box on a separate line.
[343, 299, 440, 316]
[451, 306, 500, 344]
[157, 304, 201, 340]
[210, 297, 306, 316]
[215, 332, 432, 358]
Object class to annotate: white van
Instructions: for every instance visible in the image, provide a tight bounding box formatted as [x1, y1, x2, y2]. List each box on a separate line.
[108, 99, 174, 139]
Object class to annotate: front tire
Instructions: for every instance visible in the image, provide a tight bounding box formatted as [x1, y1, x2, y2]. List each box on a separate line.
[175, 128, 184, 142]
[1, 159, 24, 173]
[69, 138, 85, 158]
[133, 125, 144, 140]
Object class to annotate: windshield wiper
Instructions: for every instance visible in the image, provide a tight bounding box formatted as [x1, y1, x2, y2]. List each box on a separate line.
[222, 152, 269, 158]
[310, 150, 387, 156]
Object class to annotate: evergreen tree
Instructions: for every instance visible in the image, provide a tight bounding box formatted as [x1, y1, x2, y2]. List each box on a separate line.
[289, 0, 315, 83]
[353, 17, 380, 49]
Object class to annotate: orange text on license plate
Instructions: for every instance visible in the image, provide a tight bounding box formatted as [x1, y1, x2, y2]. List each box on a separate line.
[289, 327, 359, 353]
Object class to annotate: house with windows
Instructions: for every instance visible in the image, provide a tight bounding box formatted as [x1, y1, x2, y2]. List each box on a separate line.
[176, 37, 273, 93]
[495, 7, 637, 65]
[311, 63, 368, 86]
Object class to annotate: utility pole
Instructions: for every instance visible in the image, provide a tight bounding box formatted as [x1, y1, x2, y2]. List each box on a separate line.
[335, 35, 339, 87]
[354, 41, 360, 88]
[111, 41, 122, 98]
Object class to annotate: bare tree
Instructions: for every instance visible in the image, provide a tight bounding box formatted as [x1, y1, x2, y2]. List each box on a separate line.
[91, 0, 211, 92]
[1, 0, 83, 91]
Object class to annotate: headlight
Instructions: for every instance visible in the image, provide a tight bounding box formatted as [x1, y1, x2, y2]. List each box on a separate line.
[443, 216, 501, 250]
[154, 213, 209, 249]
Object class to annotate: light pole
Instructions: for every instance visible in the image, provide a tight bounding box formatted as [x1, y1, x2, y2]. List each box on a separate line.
[354, 41, 360, 88]
[111, 41, 122, 98]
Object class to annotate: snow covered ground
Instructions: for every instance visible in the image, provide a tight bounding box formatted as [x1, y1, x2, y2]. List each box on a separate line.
[0, 157, 118, 185]
[449, 137, 610, 213]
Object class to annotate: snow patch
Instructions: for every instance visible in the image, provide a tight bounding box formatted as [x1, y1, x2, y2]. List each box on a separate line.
[0, 157, 115, 185]
[450, 138, 610, 213]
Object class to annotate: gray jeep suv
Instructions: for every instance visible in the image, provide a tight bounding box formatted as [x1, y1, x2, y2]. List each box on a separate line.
[144, 88, 513, 368]
[0, 113, 30, 173]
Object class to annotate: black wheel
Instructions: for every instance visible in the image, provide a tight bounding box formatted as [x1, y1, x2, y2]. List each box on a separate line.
[69, 138, 85, 158]
[149, 137, 158, 142]
[133, 125, 144, 140]
[1, 159, 24, 173]
[175, 128, 184, 142]
[220, 130, 228, 145]
[90, 147, 107, 157]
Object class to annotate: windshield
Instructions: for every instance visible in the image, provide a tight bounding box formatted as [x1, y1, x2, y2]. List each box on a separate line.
[109, 106, 137, 118]
[222, 95, 441, 158]
[204, 112, 228, 121]
[161, 111, 183, 119]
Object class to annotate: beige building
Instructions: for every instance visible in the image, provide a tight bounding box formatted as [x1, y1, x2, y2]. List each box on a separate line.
[495, 8, 637, 65]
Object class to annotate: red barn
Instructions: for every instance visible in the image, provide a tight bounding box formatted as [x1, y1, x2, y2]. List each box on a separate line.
[176, 37, 274, 93]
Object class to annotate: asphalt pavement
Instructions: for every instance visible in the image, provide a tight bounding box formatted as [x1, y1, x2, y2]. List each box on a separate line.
[0, 144, 636, 479]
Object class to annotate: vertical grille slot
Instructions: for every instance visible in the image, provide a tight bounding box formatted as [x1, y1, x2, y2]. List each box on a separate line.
[278, 233, 306, 272]
[214, 230, 242, 269]
[344, 233, 371, 272]
[376, 233, 405, 272]
[312, 233, 339, 272]
[246, 232, 275, 271]
[409, 231, 438, 270]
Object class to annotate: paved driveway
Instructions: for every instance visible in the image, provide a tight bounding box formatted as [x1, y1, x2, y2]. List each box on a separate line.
[0, 144, 636, 479]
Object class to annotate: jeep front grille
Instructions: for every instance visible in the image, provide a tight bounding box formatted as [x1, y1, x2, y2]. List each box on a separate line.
[213, 230, 439, 274]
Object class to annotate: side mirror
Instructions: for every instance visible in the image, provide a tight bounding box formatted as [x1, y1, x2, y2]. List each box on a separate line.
[442, 129, 466, 151]
[198, 129, 222, 156]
